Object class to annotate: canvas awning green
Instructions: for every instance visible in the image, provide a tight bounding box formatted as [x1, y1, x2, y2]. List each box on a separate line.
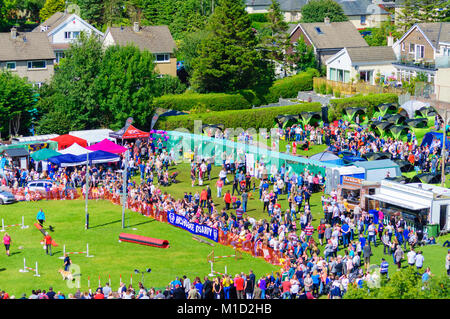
[30, 148, 61, 162]
[389, 125, 409, 139]
[405, 118, 428, 128]
[386, 114, 406, 125]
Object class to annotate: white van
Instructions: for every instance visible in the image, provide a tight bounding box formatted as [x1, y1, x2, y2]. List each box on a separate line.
[27, 180, 54, 193]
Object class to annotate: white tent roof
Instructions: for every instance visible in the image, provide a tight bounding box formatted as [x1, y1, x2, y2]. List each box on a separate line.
[13, 134, 59, 143]
[399, 100, 430, 119]
[59, 143, 92, 156]
[69, 129, 115, 145]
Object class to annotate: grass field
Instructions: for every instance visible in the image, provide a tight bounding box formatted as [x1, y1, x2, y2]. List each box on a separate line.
[1, 157, 449, 297]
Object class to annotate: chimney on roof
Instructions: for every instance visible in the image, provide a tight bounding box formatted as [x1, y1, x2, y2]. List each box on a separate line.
[133, 21, 140, 32]
[11, 27, 17, 39]
[387, 32, 394, 47]
[324, 17, 330, 25]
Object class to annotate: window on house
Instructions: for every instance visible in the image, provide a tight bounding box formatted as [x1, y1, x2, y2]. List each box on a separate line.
[27, 60, 46, 69]
[72, 31, 80, 38]
[6, 62, 16, 70]
[315, 27, 323, 34]
[401, 42, 405, 51]
[55, 51, 65, 63]
[155, 54, 170, 63]
[416, 45, 424, 59]
[444, 47, 450, 56]
[64, 31, 72, 39]
[409, 43, 415, 53]
[360, 15, 366, 25]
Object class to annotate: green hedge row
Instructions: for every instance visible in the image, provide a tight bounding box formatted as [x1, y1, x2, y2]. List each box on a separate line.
[152, 69, 319, 112]
[265, 68, 320, 103]
[328, 93, 399, 121]
[155, 102, 322, 131]
[152, 92, 253, 111]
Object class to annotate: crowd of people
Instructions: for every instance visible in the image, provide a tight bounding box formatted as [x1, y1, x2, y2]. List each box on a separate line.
[0, 112, 449, 299]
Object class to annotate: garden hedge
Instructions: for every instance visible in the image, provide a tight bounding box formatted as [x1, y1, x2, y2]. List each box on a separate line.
[152, 69, 319, 112]
[328, 93, 399, 121]
[155, 102, 322, 131]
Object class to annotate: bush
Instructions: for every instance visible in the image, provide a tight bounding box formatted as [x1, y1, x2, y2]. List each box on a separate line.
[328, 93, 398, 121]
[334, 89, 341, 98]
[264, 68, 319, 103]
[153, 70, 318, 111]
[319, 83, 327, 95]
[152, 92, 253, 111]
[155, 102, 323, 131]
[153, 75, 187, 96]
[326, 86, 333, 95]
[248, 13, 268, 22]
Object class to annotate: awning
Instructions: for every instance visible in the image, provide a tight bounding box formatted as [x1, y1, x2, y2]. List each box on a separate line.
[365, 194, 429, 211]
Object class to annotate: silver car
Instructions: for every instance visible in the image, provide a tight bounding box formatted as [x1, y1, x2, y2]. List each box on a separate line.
[0, 190, 16, 205]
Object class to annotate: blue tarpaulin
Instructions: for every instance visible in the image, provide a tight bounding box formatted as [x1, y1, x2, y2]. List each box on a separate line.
[421, 132, 450, 151]
[48, 150, 119, 166]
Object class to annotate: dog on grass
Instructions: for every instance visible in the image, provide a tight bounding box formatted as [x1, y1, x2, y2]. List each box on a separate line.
[58, 269, 74, 281]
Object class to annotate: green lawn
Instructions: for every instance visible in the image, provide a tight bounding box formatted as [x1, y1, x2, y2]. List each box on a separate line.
[1, 160, 449, 297]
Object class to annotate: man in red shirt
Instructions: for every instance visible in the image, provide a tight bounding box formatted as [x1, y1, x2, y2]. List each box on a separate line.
[318, 222, 326, 246]
[223, 190, 231, 210]
[44, 232, 52, 256]
[281, 278, 291, 299]
[305, 223, 315, 244]
[234, 274, 245, 299]
[94, 288, 105, 299]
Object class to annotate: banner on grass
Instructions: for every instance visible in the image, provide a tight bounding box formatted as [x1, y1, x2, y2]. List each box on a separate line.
[167, 211, 219, 242]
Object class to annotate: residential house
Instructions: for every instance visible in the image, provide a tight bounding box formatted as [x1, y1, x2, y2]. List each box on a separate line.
[245, 0, 391, 26]
[0, 27, 55, 86]
[392, 22, 450, 83]
[288, 19, 369, 66]
[102, 23, 177, 77]
[325, 46, 397, 84]
[245, 0, 307, 22]
[32, 12, 104, 63]
[339, 0, 391, 29]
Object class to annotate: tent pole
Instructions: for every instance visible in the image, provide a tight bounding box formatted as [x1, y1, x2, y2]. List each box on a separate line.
[122, 150, 129, 229]
[442, 110, 448, 188]
[85, 151, 89, 230]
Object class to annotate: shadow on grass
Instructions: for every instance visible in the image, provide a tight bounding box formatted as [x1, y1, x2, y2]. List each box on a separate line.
[126, 219, 156, 229]
[89, 219, 122, 229]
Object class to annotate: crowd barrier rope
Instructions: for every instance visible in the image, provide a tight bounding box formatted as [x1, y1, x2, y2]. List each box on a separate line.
[2, 185, 290, 269]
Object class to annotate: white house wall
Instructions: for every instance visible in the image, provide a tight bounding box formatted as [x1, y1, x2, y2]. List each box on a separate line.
[50, 16, 101, 44]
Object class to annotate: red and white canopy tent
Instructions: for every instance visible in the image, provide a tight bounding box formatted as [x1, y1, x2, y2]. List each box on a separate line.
[109, 124, 149, 144]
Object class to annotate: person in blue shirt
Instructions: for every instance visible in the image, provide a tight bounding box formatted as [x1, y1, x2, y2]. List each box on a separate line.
[380, 258, 389, 278]
[36, 209, 46, 226]
[341, 222, 350, 248]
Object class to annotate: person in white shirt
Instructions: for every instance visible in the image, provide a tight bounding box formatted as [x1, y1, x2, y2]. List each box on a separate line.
[407, 248, 417, 267]
[415, 251, 425, 271]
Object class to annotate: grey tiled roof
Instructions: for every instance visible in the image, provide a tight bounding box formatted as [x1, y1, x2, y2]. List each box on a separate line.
[32, 12, 68, 33]
[107, 26, 176, 54]
[299, 21, 368, 49]
[0, 31, 55, 61]
[346, 46, 396, 63]
[417, 22, 450, 48]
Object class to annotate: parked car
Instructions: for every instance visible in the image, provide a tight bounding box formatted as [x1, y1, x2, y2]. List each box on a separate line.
[0, 190, 16, 205]
[26, 180, 54, 193]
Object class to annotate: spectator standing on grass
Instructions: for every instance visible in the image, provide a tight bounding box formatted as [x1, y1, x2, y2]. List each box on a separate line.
[44, 232, 52, 256]
[407, 247, 416, 267]
[234, 274, 245, 299]
[445, 250, 450, 276]
[394, 245, 404, 269]
[415, 251, 424, 272]
[3, 232, 11, 257]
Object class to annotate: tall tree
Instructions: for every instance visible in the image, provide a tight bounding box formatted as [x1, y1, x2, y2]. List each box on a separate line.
[39, 0, 66, 21]
[36, 32, 104, 134]
[300, 0, 348, 23]
[397, 0, 449, 31]
[287, 35, 317, 72]
[76, 0, 104, 27]
[191, 0, 274, 93]
[261, 0, 290, 73]
[95, 44, 158, 130]
[0, 71, 36, 138]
